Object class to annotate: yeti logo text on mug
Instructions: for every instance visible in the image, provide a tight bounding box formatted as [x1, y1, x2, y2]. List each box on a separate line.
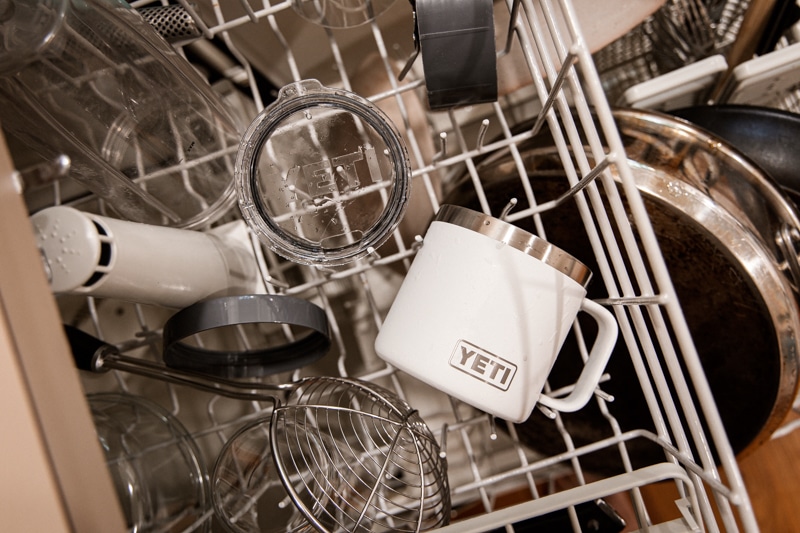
[450, 340, 517, 391]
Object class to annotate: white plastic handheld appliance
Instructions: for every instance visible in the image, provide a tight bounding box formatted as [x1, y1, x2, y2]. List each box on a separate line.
[31, 205, 260, 308]
[375, 205, 618, 423]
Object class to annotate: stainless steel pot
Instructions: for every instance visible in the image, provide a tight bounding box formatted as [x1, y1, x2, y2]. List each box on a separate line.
[670, 104, 800, 204]
[444, 108, 800, 473]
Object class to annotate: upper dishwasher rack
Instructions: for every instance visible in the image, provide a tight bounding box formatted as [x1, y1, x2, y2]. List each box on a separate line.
[8, 0, 768, 531]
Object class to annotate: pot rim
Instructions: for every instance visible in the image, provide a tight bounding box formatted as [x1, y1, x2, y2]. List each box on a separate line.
[468, 107, 800, 459]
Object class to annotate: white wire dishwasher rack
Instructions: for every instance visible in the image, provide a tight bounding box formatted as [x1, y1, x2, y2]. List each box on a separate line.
[1, 0, 766, 531]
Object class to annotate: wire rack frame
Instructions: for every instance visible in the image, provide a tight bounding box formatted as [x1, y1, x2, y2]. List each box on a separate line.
[29, 0, 763, 531]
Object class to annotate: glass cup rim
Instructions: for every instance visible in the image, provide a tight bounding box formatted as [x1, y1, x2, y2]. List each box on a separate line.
[88, 392, 210, 532]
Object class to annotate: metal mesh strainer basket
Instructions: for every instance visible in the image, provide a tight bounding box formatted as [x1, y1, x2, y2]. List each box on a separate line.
[271, 377, 450, 533]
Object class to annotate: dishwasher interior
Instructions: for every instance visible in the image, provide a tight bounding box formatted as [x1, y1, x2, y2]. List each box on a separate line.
[5, 0, 800, 531]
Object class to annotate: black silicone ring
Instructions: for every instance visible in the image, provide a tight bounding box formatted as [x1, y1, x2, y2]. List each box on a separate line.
[162, 294, 331, 378]
[417, 0, 498, 110]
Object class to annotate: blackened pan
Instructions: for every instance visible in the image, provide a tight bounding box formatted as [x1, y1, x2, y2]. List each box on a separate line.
[444, 109, 800, 475]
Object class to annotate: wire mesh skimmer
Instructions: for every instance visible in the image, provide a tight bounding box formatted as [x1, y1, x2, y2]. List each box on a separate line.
[64, 327, 449, 532]
[213, 377, 451, 533]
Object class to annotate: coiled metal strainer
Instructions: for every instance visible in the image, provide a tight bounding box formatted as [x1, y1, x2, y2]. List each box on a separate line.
[214, 377, 450, 533]
[65, 325, 449, 531]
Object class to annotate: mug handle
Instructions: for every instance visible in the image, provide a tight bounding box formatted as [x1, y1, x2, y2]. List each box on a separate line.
[537, 298, 618, 413]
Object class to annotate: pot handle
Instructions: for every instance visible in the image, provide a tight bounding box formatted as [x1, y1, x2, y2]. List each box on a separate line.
[537, 298, 618, 413]
[776, 223, 800, 291]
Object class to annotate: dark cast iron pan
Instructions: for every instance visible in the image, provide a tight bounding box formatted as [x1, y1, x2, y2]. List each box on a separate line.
[443, 109, 800, 476]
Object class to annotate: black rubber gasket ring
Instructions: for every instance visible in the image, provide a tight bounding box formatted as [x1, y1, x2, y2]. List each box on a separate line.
[163, 294, 331, 378]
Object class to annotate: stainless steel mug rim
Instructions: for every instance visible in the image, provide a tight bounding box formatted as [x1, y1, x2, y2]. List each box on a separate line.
[433, 204, 592, 287]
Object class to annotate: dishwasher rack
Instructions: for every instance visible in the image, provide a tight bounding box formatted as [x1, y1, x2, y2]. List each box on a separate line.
[8, 0, 764, 531]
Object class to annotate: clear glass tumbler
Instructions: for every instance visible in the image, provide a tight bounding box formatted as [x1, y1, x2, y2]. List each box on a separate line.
[88, 393, 210, 532]
[0, 0, 240, 228]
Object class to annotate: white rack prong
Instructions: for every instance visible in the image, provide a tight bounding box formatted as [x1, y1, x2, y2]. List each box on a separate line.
[433, 131, 448, 163]
[498, 198, 518, 221]
[476, 118, 491, 151]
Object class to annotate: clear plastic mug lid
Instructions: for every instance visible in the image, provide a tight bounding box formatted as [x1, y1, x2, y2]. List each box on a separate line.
[236, 79, 411, 267]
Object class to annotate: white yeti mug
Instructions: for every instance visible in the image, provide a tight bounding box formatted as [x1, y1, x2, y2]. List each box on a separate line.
[375, 205, 618, 423]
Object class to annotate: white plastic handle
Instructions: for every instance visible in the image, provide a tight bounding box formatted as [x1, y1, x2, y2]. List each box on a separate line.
[537, 298, 618, 413]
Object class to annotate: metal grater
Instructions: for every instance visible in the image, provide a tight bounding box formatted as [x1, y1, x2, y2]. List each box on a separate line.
[137, 3, 202, 46]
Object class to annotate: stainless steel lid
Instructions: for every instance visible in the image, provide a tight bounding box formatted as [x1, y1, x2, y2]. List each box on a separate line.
[434, 204, 592, 287]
